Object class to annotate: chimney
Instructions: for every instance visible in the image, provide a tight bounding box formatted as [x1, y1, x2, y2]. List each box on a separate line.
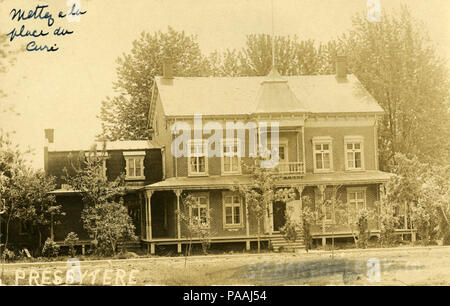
[335, 55, 347, 78]
[44, 128, 54, 144]
[162, 60, 173, 79]
[44, 128, 54, 174]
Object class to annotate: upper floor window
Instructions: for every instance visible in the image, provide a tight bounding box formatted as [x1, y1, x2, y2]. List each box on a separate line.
[189, 193, 210, 226]
[85, 152, 108, 179]
[345, 136, 364, 170]
[222, 139, 242, 175]
[222, 192, 243, 228]
[312, 137, 333, 172]
[123, 151, 146, 180]
[188, 140, 208, 176]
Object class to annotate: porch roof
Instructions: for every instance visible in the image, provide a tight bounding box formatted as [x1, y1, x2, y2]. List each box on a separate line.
[299, 170, 393, 186]
[143, 170, 392, 191]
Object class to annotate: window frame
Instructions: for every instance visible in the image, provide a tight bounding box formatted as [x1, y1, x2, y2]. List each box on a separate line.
[188, 193, 210, 227]
[222, 192, 244, 229]
[221, 139, 242, 175]
[188, 139, 209, 176]
[85, 152, 108, 179]
[314, 187, 336, 224]
[312, 136, 333, 173]
[123, 151, 146, 180]
[344, 136, 365, 171]
[346, 187, 367, 211]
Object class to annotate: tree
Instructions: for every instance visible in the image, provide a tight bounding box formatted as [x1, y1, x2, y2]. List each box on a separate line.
[235, 34, 333, 76]
[0, 133, 62, 252]
[63, 147, 136, 255]
[98, 27, 209, 141]
[63, 146, 125, 207]
[82, 200, 137, 256]
[234, 158, 296, 253]
[178, 193, 214, 257]
[340, 7, 450, 168]
[386, 153, 450, 245]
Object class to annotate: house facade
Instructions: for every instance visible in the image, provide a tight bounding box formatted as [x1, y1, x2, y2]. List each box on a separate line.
[34, 57, 404, 254]
[141, 57, 394, 253]
[40, 136, 163, 251]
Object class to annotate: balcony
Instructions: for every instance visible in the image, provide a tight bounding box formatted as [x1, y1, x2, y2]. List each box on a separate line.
[276, 162, 305, 178]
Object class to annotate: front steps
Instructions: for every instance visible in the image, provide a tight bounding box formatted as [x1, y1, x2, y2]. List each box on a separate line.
[271, 232, 305, 252]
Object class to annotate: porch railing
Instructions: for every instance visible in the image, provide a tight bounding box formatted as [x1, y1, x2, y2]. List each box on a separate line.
[276, 162, 305, 177]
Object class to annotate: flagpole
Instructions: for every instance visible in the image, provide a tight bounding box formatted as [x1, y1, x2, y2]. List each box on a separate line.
[271, 0, 275, 70]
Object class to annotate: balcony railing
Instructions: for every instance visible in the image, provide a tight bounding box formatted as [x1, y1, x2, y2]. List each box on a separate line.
[276, 162, 305, 178]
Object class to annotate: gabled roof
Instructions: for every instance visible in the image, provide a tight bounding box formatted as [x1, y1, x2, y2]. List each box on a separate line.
[154, 73, 383, 117]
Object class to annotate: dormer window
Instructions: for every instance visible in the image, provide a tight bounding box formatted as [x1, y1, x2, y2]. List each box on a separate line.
[123, 151, 146, 180]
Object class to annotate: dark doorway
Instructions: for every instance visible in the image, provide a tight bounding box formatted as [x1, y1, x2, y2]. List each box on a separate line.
[273, 201, 286, 232]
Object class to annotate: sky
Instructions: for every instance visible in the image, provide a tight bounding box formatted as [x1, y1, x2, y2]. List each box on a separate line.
[0, 0, 449, 169]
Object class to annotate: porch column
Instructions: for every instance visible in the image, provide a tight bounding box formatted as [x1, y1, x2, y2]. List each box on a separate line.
[318, 184, 326, 247]
[301, 126, 306, 173]
[139, 192, 144, 240]
[269, 200, 274, 235]
[294, 185, 305, 224]
[245, 194, 250, 251]
[378, 184, 385, 230]
[174, 189, 183, 253]
[145, 190, 153, 240]
[50, 213, 54, 240]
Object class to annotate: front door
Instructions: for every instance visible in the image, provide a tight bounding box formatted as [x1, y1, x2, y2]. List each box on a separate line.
[273, 201, 286, 232]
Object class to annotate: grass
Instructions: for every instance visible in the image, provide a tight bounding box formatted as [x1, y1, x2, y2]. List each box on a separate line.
[1, 245, 450, 285]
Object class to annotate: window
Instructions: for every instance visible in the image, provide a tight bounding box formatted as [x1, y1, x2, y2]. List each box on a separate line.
[222, 193, 243, 228]
[222, 140, 241, 174]
[312, 137, 333, 172]
[315, 187, 335, 223]
[345, 136, 364, 170]
[188, 140, 208, 176]
[189, 194, 210, 226]
[347, 187, 366, 211]
[123, 151, 146, 180]
[19, 221, 32, 235]
[278, 145, 287, 163]
[85, 152, 108, 179]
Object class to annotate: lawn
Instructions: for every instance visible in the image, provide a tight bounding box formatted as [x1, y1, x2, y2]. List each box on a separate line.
[1, 246, 450, 285]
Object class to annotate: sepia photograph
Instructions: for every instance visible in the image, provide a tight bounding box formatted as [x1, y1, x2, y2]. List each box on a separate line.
[0, 0, 449, 293]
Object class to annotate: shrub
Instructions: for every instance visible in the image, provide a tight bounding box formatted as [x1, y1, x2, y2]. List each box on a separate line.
[356, 209, 371, 248]
[300, 199, 316, 252]
[280, 217, 301, 243]
[2, 248, 16, 262]
[377, 202, 400, 247]
[64, 232, 79, 257]
[82, 201, 137, 256]
[42, 238, 60, 258]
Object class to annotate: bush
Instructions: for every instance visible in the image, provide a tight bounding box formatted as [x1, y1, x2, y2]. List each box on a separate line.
[42, 238, 60, 258]
[378, 202, 400, 247]
[356, 209, 371, 248]
[2, 248, 16, 262]
[64, 232, 79, 257]
[82, 201, 137, 256]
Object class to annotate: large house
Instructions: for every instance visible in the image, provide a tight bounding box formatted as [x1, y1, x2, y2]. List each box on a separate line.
[36, 57, 404, 254]
[141, 57, 394, 253]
